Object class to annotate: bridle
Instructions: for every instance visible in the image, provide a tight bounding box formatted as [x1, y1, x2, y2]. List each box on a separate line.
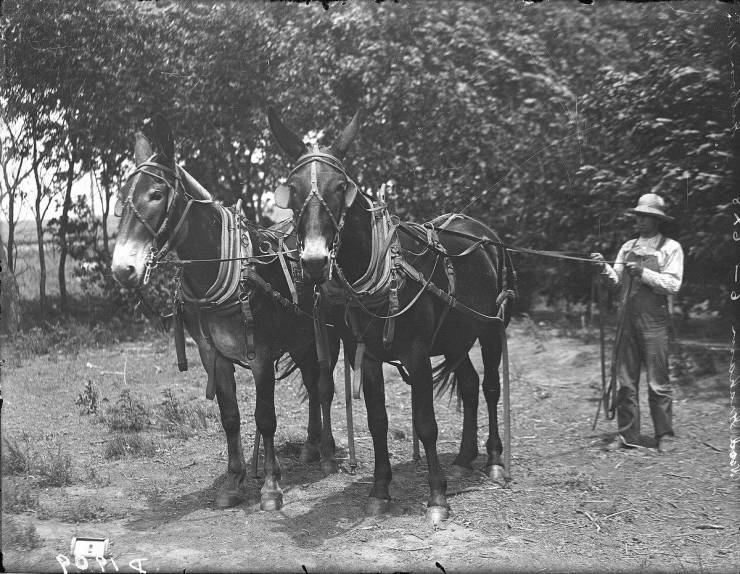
[285, 147, 359, 277]
[115, 155, 212, 283]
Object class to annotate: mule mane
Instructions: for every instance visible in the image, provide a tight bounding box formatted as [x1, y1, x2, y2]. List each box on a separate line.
[178, 166, 214, 201]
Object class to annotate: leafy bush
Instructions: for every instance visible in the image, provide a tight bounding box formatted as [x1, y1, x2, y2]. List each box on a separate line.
[102, 389, 151, 433]
[75, 380, 100, 415]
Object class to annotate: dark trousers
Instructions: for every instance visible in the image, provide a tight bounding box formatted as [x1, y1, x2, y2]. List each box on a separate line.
[616, 286, 674, 444]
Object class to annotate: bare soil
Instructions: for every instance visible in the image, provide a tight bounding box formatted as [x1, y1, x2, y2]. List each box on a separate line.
[2, 318, 737, 573]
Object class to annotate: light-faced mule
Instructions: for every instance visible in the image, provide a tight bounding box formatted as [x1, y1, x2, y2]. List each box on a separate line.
[111, 115, 342, 511]
[268, 108, 515, 523]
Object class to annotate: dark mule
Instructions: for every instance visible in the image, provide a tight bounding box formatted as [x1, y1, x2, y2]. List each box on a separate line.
[111, 115, 340, 511]
[268, 108, 514, 523]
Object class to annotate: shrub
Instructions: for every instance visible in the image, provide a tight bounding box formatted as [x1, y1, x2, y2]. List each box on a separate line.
[37, 446, 72, 487]
[102, 389, 150, 432]
[75, 380, 100, 415]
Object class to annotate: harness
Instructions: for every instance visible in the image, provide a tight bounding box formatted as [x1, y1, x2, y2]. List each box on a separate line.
[118, 158, 306, 379]
[116, 157, 213, 284]
[285, 150, 516, 398]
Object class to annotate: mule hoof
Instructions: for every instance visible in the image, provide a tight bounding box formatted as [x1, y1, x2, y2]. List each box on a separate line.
[320, 458, 339, 475]
[260, 490, 283, 511]
[426, 505, 449, 525]
[487, 464, 508, 485]
[300, 444, 321, 464]
[366, 496, 391, 516]
[448, 464, 474, 479]
[215, 489, 244, 509]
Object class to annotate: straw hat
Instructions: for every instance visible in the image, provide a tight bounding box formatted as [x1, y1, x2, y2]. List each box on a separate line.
[626, 193, 673, 222]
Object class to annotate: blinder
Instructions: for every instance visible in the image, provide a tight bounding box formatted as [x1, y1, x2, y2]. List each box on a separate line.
[274, 183, 292, 210]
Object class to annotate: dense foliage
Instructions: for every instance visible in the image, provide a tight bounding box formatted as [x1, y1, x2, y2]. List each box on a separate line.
[2, 0, 731, 314]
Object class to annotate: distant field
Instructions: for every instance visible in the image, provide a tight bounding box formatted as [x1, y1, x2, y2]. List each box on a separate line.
[3, 219, 119, 300]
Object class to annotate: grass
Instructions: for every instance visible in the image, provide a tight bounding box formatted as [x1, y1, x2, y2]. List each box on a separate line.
[104, 433, 159, 460]
[2, 516, 43, 549]
[2, 479, 41, 514]
[2, 434, 32, 476]
[159, 389, 213, 438]
[36, 446, 73, 487]
[2, 436, 71, 486]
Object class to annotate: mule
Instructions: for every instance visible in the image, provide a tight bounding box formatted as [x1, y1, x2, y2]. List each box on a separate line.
[111, 115, 341, 511]
[268, 107, 514, 523]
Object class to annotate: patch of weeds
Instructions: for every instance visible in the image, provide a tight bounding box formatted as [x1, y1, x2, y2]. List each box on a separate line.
[142, 484, 166, 507]
[2, 516, 42, 549]
[37, 445, 72, 487]
[104, 433, 158, 460]
[2, 479, 40, 513]
[84, 466, 111, 487]
[75, 380, 100, 415]
[159, 390, 209, 438]
[101, 389, 150, 432]
[2, 434, 32, 476]
[63, 497, 110, 523]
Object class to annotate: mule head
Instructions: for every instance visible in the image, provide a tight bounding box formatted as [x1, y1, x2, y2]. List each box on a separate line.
[111, 114, 182, 287]
[268, 107, 361, 285]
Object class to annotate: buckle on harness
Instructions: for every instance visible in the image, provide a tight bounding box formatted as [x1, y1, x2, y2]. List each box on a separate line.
[143, 246, 158, 285]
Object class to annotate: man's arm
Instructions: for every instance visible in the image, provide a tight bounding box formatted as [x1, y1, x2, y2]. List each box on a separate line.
[640, 242, 683, 295]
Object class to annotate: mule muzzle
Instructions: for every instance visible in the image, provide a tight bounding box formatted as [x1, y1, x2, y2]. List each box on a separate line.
[300, 253, 329, 285]
[111, 262, 141, 288]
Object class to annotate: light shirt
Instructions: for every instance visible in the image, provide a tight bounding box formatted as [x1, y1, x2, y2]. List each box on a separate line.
[602, 233, 684, 295]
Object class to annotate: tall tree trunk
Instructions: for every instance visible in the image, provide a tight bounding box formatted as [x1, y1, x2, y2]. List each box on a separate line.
[7, 183, 16, 273]
[31, 116, 47, 322]
[0, 234, 21, 335]
[58, 151, 75, 313]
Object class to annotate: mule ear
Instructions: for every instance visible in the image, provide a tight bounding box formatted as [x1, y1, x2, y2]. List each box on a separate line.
[148, 114, 175, 161]
[134, 131, 153, 166]
[330, 109, 362, 159]
[267, 106, 308, 163]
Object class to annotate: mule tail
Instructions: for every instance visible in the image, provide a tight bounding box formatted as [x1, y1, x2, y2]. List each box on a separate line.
[432, 348, 474, 401]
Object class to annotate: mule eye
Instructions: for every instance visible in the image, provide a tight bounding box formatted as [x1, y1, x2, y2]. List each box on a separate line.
[149, 190, 164, 201]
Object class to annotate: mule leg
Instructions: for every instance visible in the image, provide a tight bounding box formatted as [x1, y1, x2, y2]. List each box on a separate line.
[317, 334, 340, 474]
[212, 354, 247, 508]
[296, 351, 322, 465]
[480, 324, 506, 485]
[252, 345, 283, 511]
[450, 354, 480, 476]
[362, 358, 393, 515]
[407, 344, 449, 523]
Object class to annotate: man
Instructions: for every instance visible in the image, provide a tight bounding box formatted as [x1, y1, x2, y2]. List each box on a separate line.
[591, 193, 684, 452]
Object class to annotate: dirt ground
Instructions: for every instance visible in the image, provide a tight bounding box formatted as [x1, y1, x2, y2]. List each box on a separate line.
[1, 317, 738, 573]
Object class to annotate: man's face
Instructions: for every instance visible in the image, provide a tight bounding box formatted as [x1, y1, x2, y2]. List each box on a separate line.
[635, 214, 659, 236]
